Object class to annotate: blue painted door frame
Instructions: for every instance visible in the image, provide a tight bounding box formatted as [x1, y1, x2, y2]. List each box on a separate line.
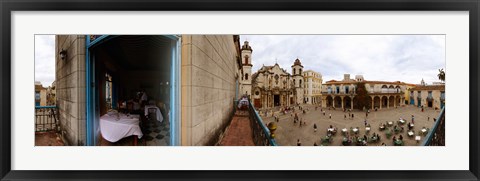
[85, 35, 182, 146]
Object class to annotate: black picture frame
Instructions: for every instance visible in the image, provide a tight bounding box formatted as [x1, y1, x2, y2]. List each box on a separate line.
[1, 0, 478, 180]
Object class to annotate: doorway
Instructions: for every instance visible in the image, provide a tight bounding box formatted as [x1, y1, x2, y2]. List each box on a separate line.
[274, 95, 280, 107]
[86, 35, 181, 146]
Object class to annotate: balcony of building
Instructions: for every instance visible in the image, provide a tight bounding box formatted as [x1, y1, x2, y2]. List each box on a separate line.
[218, 98, 277, 146]
[35, 106, 65, 146]
[422, 106, 445, 146]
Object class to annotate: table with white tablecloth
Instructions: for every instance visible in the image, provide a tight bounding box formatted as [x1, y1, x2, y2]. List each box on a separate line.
[144, 105, 163, 122]
[100, 113, 143, 143]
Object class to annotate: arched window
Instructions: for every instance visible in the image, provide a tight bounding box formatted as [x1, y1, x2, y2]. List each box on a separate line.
[293, 69, 296, 75]
[245, 73, 249, 80]
[299, 69, 302, 75]
[244, 55, 249, 64]
[299, 79, 302, 87]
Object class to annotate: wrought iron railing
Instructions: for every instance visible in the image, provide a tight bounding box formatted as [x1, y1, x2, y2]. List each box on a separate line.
[422, 106, 445, 146]
[35, 106, 59, 132]
[247, 99, 278, 146]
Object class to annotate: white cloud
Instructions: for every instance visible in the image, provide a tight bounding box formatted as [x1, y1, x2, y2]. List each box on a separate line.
[34, 35, 55, 87]
[240, 35, 445, 84]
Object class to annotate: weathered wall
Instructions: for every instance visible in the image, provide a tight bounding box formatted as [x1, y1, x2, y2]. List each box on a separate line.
[181, 35, 239, 146]
[55, 35, 86, 146]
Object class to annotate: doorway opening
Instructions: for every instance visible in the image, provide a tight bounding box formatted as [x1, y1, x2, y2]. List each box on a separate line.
[274, 95, 280, 107]
[86, 35, 180, 146]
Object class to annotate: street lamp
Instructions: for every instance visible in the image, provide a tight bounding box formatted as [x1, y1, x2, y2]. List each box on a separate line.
[59, 49, 67, 60]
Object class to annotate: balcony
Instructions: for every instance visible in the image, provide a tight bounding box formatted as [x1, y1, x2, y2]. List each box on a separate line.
[218, 99, 277, 146]
[35, 106, 65, 146]
[248, 100, 277, 146]
[422, 106, 445, 146]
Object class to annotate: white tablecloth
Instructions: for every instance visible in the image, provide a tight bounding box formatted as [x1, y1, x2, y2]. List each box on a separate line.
[100, 113, 142, 143]
[144, 105, 163, 122]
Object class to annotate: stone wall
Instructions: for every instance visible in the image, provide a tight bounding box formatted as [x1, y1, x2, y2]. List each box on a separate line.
[55, 35, 86, 146]
[181, 35, 239, 146]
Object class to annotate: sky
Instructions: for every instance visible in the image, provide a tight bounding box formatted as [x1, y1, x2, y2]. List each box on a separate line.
[35, 35, 55, 87]
[239, 35, 445, 84]
[34, 35, 445, 87]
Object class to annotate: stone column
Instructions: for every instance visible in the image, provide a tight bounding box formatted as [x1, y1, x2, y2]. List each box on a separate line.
[387, 98, 390, 109]
[351, 97, 354, 110]
[372, 98, 374, 109]
[341, 96, 344, 109]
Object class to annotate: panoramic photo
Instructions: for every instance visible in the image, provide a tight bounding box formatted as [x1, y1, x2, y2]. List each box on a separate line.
[34, 34, 445, 146]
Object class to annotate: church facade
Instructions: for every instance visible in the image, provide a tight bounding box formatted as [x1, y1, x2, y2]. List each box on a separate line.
[242, 45, 306, 108]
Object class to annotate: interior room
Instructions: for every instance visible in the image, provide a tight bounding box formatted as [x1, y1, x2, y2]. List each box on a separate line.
[91, 35, 174, 146]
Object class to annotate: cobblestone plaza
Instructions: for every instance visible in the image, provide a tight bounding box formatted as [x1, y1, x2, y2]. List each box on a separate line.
[261, 105, 441, 146]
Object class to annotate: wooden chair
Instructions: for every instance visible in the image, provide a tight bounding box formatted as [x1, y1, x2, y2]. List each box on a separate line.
[126, 102, 134, 114]
[148, 107, 157, 121]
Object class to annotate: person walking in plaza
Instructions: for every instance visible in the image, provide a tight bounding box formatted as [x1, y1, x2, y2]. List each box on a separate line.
[313, 123, 317, 132]
[329, 113, 332, 119]
[364, 119, 368, 126]
[352, 113, 354, 119]
[344, 114, 347, 119]
[411, 115, 415, 124]
[297, 139, 301, 146]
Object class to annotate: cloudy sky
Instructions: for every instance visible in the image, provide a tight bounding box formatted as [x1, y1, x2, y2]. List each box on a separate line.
[239, 35, 445, 84]
[34, 35, 445, 87]
[35, 35, 55, 87]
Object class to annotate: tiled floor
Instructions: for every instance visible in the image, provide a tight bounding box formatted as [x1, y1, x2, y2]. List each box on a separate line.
[219, 110, 255, 146]
[35, 131, 65, 146]
[142, 116, 170, 146]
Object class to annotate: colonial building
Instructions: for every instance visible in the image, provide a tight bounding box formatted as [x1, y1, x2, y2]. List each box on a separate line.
[239, 41, 253, 98]
[410, 83, 445, 109]
[34, 81, 47, 106]
[292, 59, 305, 105]
[46, 81, 56, 106]
[303, 70, 322, 105]
[322, 74, 410, 110]
[251, 59, 306, 108]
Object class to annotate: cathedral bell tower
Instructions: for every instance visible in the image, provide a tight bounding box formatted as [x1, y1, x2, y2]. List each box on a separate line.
[240, 41, 253, 98]
[291, 58, 304, 105]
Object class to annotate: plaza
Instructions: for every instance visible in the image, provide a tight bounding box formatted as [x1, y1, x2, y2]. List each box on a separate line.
[260, 105, 442, 146]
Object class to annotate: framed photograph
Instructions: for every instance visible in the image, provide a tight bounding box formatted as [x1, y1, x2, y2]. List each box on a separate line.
[1, 0, 478, 180]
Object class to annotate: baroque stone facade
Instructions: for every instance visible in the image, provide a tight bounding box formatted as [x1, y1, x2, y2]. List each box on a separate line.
[250, 58, 306, 109]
